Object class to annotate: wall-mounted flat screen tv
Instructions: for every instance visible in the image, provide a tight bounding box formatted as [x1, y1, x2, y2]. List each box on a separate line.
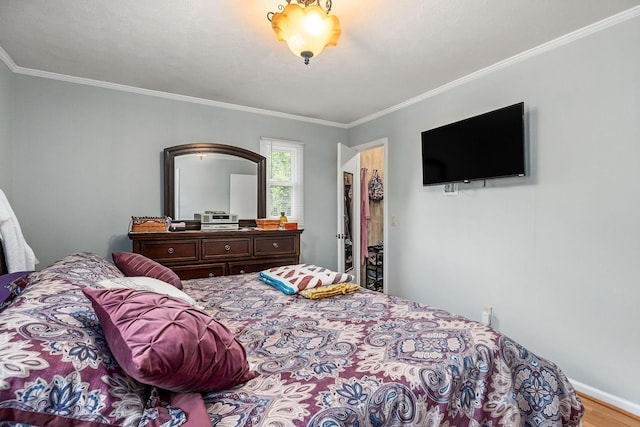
[421, 102, 525, 186]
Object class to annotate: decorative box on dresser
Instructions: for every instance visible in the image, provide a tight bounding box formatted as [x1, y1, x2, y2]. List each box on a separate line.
[129, 229, 302, 280]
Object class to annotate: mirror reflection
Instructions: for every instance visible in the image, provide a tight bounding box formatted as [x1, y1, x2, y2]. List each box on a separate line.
[164, 143, 266, 222]
[174, 153, 257, 220]
[343, 171, 354, 272]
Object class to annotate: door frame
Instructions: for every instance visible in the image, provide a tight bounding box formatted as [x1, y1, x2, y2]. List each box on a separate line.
[337, 143, 360, 282]
[337, 138, 388, 292]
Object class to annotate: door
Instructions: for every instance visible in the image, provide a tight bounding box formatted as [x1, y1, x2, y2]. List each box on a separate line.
[338, 139, 388, 293]
[337, 143, 360, 283]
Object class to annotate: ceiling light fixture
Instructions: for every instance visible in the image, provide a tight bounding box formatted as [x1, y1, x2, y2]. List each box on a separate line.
[267, 0, 341, 65]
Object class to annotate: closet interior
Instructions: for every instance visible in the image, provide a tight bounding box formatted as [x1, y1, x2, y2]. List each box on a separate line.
[360, 147, 384, 292]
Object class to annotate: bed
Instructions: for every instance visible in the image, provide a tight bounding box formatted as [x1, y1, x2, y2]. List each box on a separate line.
[0, 252, 584, 426]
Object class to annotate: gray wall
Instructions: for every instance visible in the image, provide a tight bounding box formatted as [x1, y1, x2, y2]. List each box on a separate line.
[349, 15, 640, 403]
[0, 60, 11, 197]
[10, 76, 346, 269]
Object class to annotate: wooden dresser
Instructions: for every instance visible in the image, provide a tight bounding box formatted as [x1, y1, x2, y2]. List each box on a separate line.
[129, 229, 302, 280]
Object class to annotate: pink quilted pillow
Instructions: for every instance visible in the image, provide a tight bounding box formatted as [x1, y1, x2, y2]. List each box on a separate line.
[82, 287, 258, 392]
[112, 252, 182, 289]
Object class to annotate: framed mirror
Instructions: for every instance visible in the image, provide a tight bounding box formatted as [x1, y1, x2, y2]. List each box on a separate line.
[343, 171, 354, 273]
[164, 143, 266, 222]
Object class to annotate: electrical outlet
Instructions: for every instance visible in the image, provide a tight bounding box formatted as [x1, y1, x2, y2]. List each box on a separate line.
[481, 306, 492, 326]
[443, 183, 458, 195]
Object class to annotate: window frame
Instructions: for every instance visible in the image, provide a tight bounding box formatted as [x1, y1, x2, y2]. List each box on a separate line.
[260, 138, 304, 227]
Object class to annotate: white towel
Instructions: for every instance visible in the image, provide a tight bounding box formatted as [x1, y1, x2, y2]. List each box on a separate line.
[0, 189, 38, 272]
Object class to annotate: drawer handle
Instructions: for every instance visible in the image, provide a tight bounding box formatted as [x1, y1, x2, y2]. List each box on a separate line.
[167, 247, 174, 254]
[208, 272, 215, 278]
[224, 244, 231, 251]
[272, 242, 279, 248]
[240, 269, 245, 274]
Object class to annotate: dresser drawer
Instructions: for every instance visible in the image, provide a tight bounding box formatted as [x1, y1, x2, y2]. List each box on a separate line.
[254, 235, 298, 256]
[228, 257, 298, 275]
[202, 238, 251, 260]
[130, 229, 302, 279]
[171, 263, 226, 280]
[138, 240, 199, 263]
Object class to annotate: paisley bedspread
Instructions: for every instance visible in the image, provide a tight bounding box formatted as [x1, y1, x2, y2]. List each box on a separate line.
[183, 274, 584, 427]
[0, 253, 186, 427]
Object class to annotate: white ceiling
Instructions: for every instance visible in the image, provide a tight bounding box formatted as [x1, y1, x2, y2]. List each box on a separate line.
[1, 1, 639, 126]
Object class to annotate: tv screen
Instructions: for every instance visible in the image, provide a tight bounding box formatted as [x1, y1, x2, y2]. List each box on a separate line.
[421, 102, 525, 186]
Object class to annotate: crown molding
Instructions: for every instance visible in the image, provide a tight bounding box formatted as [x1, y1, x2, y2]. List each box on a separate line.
[347, 5, 640, 128]
[0, 50, 348, 129]
[1, 5, 638, 130]
[0, 45, 18, 72]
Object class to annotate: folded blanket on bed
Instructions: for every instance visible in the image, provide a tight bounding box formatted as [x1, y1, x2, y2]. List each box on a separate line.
[259, 264, 355, 295]
[299, 282, 360, 299]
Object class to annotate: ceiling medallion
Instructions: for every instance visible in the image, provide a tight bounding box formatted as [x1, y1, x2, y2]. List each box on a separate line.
[267, 0, 341, 65]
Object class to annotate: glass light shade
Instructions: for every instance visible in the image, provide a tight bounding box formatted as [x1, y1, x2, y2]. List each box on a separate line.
[271, 3, 341, 63]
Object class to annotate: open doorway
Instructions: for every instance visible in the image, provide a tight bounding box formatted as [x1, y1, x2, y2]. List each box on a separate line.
[337, 138, 388, 293]
[360, 146, 385, 291]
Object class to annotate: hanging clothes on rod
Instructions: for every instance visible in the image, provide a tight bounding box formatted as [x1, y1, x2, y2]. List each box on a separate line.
[368, 169, 384, 201]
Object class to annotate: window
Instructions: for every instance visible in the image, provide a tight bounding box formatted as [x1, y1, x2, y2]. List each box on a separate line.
[260, 138, 304, 227]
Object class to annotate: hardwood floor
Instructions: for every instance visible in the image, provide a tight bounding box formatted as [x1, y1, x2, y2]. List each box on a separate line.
[578, 392, 640, 427]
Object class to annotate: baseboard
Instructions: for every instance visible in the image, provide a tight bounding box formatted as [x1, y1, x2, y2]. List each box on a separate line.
[570, 378, 640, 417]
